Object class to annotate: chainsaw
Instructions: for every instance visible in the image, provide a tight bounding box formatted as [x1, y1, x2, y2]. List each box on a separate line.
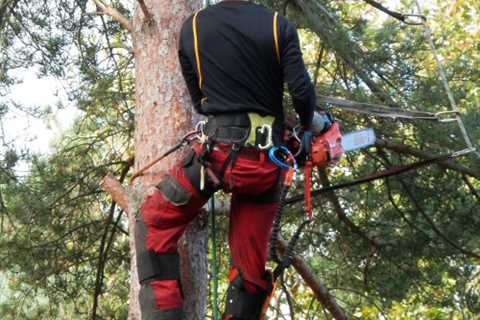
[286, 111, 376, 217]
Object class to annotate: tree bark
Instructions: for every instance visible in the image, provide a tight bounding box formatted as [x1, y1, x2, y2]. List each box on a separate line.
[129, 0, 204, 319]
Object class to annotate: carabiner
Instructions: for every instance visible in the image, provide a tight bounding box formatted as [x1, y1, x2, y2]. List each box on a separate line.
[257, 124, 273, 150]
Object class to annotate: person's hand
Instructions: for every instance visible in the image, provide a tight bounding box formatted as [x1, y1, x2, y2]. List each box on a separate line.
[301, 130, 312, 155]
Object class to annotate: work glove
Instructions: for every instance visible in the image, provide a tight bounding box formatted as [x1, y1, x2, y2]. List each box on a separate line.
[311, 111, 334, 135]
[301, 130, 313, 155]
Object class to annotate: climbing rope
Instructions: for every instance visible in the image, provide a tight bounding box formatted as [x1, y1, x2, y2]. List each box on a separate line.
[318, 95, 460, 122]
[209, 196, 220, 320]
[412, 0, 480, 159]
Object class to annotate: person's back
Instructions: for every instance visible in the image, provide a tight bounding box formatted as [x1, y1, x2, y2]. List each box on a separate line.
[136, 1, 317, 319]
[179, 0, 315, 128]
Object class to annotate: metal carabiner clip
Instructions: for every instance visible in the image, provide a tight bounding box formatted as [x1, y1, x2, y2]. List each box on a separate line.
[257, 124, 273, 150]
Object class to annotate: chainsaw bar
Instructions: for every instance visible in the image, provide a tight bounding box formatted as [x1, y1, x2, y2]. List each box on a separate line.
[341, 128, 376, 153]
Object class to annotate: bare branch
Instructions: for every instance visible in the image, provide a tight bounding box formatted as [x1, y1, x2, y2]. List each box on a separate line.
[92, 0, 132, 32]
[362, 0, 407, 22]
[100, 173, 130, 213]
[137, 0, 153, 24]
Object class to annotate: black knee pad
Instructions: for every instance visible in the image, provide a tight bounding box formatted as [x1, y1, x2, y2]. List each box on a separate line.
[224, 273, 270, 320]
[135, 217, 180, 284]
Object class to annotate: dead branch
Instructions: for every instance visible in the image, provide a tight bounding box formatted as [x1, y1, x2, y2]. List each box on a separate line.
[92, 0, 132, 32]
[137, 0, 153, 24]
[92, 162, 132, 320]
[100, 173, 130, 213]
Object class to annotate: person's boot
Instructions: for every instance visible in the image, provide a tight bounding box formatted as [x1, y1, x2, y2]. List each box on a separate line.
[223, 269, 273, 320]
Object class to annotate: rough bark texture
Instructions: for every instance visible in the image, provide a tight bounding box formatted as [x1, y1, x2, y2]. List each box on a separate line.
[131, 0, 204, 319]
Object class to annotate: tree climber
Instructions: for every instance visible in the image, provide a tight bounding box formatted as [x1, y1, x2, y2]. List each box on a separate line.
[137, 0, 316, 319]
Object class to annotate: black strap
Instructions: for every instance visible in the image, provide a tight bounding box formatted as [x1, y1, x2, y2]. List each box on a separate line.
[218, 144, 241, 182]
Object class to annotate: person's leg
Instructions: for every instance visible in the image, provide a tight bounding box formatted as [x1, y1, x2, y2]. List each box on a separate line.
[137, 148, 215, 319]
[223, 194, 279, 319]
[221, 152, 281, 319]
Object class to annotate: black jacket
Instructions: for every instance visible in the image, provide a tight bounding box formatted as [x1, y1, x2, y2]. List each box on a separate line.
[178, 0, 315, 127]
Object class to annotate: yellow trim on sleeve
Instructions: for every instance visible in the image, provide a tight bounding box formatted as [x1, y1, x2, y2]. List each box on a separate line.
[192, 11, 203, 88]
[273, 12, 280, 64]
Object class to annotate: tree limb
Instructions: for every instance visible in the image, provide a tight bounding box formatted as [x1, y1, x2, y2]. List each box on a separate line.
[375, 139, 480, 179]
[277, 239, 347, 320]
[100, 173, 130, 213]
[318, 169, 385, 249]
[362, 0, 407, 22]
[462, 175, 480, 202]
[397, 177, 480, 260]
[92, 0, 132, 32]
[137, 0, 153, 24]
[92, 162, 132, 319]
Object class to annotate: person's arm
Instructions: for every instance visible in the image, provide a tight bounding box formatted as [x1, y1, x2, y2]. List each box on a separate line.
[280, 19, 315, 129]
[178, 21, 205, 114]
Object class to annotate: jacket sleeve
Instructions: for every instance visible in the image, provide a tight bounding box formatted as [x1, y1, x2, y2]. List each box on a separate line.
[178, 20, 205, 114]
[280, 20, 315, 128]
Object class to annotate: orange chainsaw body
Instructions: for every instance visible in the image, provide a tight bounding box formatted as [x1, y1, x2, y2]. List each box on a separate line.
[310, 122, 344, 166]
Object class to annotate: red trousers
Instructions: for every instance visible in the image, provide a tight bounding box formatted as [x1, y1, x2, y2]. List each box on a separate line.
[139, 143, 280, 311]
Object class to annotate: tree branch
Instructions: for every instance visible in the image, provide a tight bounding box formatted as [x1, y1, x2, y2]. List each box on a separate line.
[100, 173, 130, 213]
[462, 175, 480, 202]
[137, 0, 153, 24]
[92, 162, 132, 319]
[375, 139, 480, 179]
[317, 169, 385, 249]
[277, 239, 347, 320]
[92, 0, 132, 32]
[396, 176, 480, 260]
[362, 0, 407, 22]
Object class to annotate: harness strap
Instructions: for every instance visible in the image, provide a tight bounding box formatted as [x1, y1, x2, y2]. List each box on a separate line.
[218, 144, 241, 186]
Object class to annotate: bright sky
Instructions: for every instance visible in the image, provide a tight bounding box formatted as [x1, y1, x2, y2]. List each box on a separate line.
[2, 70, 77, 155]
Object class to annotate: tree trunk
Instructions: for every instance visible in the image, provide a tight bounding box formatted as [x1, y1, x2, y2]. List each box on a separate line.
[130, 0, 205, 319]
